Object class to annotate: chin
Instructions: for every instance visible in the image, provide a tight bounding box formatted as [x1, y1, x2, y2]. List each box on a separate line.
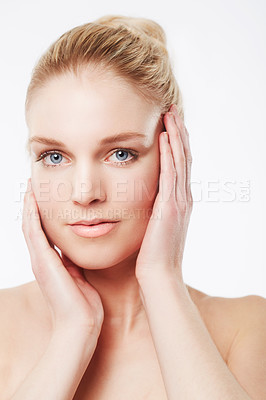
[60, 246, 140, 270]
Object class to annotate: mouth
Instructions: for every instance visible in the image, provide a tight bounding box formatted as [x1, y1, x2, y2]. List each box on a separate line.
[68, 221, 120, 238]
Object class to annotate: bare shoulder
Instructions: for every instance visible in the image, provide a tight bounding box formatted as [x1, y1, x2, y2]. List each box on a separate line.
[187, 284, 266, 399]
[223, 294, 266, 399]
[0, 282, 34, 397]
[198, 289, 266, 345]
[0, 281, 45, 324]
[186, 283, 266, 326]
[0, 281, 51, 399]
[0, 282, 33, 330]
[186, 285, 266, 364]
[0, 280, 51, 340]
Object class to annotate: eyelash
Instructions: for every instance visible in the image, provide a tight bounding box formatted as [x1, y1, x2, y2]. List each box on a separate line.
[35, 148, 139, 168]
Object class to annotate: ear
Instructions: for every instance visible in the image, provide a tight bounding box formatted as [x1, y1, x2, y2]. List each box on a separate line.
[162, 119, 166, 132]
[160, 113, 166, 132]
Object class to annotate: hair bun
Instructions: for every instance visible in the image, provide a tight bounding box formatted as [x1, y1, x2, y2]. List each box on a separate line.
[94, 14, 167, 46]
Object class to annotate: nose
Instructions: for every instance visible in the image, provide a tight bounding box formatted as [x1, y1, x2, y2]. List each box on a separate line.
[70, 163, 106, 206]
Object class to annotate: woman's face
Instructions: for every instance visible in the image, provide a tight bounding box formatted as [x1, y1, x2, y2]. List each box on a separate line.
[27, 68, 164, 269]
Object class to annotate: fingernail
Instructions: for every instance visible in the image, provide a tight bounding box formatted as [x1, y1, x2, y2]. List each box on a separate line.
[170, 104, 175, 112]
[171, 104, 179, 119]
[168, 112, 175, 122]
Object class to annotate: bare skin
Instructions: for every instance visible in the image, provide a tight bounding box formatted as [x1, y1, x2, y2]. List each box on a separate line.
[2, 71, 265, 399]
[0, 280, 252, 400]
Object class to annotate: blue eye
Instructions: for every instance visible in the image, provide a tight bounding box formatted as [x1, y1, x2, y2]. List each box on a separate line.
[106, 149, 139, 166]
[35, 151, 67, 167]
[49, 153, 62, 164]
[116, 150, 128, 161]
[35, 148, 139, 168]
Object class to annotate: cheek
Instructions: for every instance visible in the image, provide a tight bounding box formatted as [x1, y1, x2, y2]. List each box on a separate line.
[135, 170, 159, 205]
[121, 162, 160, 216]
[104, 152, 160, 221]
[136, 152, 160, 206]
[31, 179, 63, 244]
[35, 198, 60, 244]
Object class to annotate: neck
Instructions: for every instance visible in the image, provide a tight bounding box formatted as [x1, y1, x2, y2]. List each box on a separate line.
[82, 250, 148, 347]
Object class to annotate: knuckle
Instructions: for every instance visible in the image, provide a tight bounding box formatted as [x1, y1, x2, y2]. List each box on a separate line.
[165, 202, 179, 219]
[187, 155, 193, 164]
[177, 154, 185, 164]
[69, 313, 102, 334]
[171, 167, 177, 179]
[188, 201, 193, 214]
[31, 261, 41, 276]
[177, 199, 189, 215]
[28, 228, 36, 241]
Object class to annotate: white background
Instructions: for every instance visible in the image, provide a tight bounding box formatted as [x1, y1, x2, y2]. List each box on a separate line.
[0, 0, 265, 298]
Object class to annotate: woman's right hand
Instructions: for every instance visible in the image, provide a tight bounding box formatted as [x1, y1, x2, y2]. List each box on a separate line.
[12, 178, 104, 400]
[22, 178, 104, 338]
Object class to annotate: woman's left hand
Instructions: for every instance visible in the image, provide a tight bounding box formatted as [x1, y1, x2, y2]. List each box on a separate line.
[135, 104, 193, 284]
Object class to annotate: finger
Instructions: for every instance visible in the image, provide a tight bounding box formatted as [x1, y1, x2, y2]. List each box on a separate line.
[183, 126, 193, 203]
[22, 189, 59, 267]
[22, 184, 82, 310]
[170, 105, 193, 203]
[164, 111, 186, 204]
[157, 131, 177, 205]
[25, 187, 86, 284]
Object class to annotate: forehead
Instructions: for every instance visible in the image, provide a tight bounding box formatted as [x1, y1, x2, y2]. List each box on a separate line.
[27, 70, 161, 144]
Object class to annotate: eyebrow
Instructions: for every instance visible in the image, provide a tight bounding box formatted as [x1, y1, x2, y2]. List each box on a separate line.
[27, 132, 146, 150]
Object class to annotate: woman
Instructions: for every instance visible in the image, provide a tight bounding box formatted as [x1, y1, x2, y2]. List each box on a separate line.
[0, 14, 265, 400]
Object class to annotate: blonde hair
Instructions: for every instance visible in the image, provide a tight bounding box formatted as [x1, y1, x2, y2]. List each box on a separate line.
[25, 15, 184, 123]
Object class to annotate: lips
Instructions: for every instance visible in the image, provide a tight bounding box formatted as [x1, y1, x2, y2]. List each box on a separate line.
[70, 219, 119, 226]
[69, 220, 120, 238]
